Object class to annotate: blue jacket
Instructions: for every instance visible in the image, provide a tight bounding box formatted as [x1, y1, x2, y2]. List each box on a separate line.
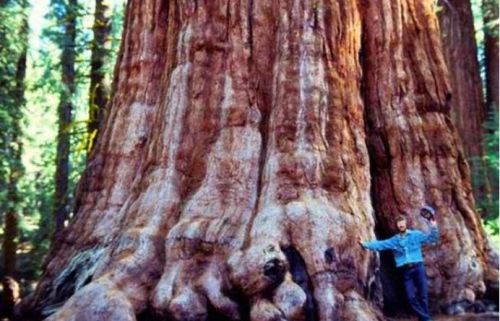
[362, 227, 439, 267]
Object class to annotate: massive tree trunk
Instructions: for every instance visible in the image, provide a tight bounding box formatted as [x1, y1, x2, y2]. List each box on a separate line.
[88, 0, 112, 148]
[18, 1, 498, 320]
[53, 0, 77, 235]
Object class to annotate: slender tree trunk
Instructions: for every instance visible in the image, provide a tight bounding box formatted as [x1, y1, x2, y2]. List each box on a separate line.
[483, 0, 499, 112]
[18, 1, 499, 320]
[3, 162, 22, 277]
[87, 0, 111, 149]
[3, 130, 23, 277]
[2, 0, 28, 278]
[53, 0, 77, 235]
[437, 0, 494, 214]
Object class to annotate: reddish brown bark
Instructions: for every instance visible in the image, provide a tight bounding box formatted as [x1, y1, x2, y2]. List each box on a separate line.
[361, 0, 498, 313]
[17, 1, 498, 320]
[437, 0, 493, 211]
[438, 0, 486, 153]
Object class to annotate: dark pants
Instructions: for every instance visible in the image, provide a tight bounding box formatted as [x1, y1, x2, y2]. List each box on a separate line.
[402, 262, 431, 321]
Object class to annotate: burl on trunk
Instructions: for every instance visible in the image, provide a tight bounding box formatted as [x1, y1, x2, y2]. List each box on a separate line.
[18, 1, 498, 321]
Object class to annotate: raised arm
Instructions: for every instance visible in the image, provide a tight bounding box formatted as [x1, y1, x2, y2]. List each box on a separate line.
[361, 236, 397, 251]
[416, 220, 439, 245]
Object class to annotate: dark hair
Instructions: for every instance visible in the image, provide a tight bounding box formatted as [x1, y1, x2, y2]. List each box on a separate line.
[395, 215, 407, 222]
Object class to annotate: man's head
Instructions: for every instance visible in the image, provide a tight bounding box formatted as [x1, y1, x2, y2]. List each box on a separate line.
[395, 215, 407, 233]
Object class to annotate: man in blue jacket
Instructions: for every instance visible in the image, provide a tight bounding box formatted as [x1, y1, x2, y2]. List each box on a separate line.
[359, 206, 439, 321]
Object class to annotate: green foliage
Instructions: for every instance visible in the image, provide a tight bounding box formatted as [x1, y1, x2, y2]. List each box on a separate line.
[468, 0, 499, 245]
[482, 0, 499, 37]
[482, 110, 499, 234]
[432, 0, 443, 14]
[483, 109, 499, 176]
[0, 0, 29, 277]
[470, 109, 500, 247]
[13, 0, 93, 277]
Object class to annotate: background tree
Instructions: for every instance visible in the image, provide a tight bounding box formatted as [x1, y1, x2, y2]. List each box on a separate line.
[437, 0, 493, 215]
[15, 1, 499, 321]
[0, 0, 29, 278]
[87, 0, 111, 150]
[52, 0, 77, 235]
[482, 0, 499, 113]
[480, 0, 500, 236]
[1, 0, 126, 286]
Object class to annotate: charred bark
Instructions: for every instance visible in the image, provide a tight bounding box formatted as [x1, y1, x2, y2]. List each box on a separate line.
[17, 1, 498, 320]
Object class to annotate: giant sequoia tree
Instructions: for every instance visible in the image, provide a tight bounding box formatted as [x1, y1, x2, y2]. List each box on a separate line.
[18, 1, 498, 320]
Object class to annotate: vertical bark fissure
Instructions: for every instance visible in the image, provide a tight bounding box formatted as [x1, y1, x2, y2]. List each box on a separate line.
[242, 1, 277, 249]
[247, 0, 254, 58]
[283, 246, 318, 321]
[358, 7, 397, 311]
